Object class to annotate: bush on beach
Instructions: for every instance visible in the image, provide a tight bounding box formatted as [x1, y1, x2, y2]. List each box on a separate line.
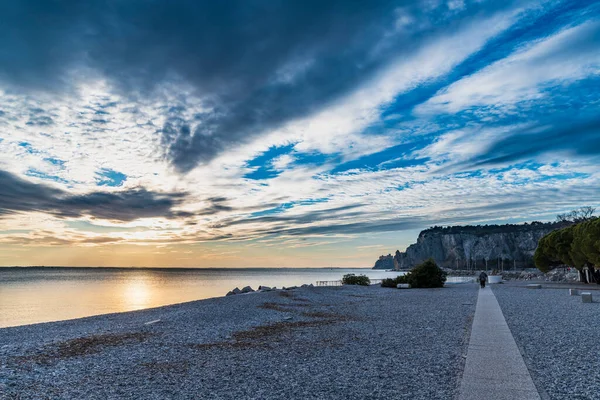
[406, 259, 447, 288]
[380, 259, 446, 288]
[381, 275, 408, 288]
[342, 274, 371, 286]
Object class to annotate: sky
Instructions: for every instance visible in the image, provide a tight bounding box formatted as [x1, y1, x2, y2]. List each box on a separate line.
[0, 0, 599, 267]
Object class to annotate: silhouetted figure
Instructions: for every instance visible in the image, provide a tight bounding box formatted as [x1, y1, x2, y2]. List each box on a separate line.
[479, 271, 488, 289]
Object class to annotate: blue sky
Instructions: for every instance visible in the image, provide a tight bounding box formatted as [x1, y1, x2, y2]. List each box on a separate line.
[0, 0, 598, 267]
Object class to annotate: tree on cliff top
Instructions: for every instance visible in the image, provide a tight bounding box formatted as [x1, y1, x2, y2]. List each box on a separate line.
[422, 221, 563, 236]
[556, 206, 596, 224]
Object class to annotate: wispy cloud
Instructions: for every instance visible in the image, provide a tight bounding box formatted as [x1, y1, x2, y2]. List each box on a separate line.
[418, 18, 600, 115]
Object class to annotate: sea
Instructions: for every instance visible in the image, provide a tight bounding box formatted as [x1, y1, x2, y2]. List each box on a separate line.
[0, 267, 402, 328]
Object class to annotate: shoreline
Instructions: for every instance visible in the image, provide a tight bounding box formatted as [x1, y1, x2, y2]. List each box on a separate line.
[0, 294, 228, 331]
[3, 278, 597, 331]
[0, 285, 313, 331]
[1, 268, 403, 329]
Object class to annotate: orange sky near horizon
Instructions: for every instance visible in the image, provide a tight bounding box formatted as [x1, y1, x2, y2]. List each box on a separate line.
[0, 240, 400, 268]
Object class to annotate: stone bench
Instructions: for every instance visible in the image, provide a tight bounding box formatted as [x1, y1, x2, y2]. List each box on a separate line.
[396, 283, 410, 289]
[569, 289, 580, 296]
[526, 284, 542, 289]
[581, 292, 593, 303]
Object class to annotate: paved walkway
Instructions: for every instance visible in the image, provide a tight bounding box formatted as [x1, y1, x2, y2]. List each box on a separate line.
[458, 287, 541, 400]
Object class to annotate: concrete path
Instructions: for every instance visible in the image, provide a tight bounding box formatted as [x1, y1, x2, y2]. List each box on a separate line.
[458, 287, 541, 400]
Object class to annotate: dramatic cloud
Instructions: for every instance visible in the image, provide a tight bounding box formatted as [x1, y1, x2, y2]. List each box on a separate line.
[465, 117, 600, 168]
[0, 0, 520, 172]
[418, 19, 600, 115]
[0, 0, 599, 266]
[0, 170, 188, 221]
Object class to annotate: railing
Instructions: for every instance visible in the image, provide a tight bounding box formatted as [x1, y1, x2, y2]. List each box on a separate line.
[446, 276, 476, 284]
[316, 280, 342, 286]
[316, 279, 384, 287]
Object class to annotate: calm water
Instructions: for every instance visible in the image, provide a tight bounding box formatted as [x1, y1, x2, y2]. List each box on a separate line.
[0, 267, 402, 328]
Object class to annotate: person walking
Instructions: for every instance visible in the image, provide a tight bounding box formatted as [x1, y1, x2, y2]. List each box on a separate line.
[479, 271, 488, 288]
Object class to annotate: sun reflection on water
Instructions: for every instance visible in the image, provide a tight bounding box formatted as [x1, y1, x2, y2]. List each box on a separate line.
[121, 277, 152, 311]
[1, 268, 404, 328]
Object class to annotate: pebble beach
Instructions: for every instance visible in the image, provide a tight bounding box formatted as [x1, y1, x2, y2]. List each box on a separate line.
[1, 282, 599, 399]
[494, 284, 600, 400]
[1, 285, 476, 400]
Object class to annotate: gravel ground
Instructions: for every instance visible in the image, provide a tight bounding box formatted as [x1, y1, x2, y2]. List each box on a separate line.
[493, 284, 600, 400]
[0, 285, 477, 400]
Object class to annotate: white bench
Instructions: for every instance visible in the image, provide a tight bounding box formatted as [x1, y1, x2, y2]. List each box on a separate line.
[569, 289, 580, 296]
[526, 284, 542, 289]
[581, 292, 593, 303]
[396, 283, 410, 289]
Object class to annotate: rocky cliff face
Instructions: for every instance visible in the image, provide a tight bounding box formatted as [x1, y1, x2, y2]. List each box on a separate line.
[373, 222, 565, 270]
[373, 254, 395, 270]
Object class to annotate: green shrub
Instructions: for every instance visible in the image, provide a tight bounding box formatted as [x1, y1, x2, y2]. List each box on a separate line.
[342, 274, 371, 286]
[381, 278, 397, 288]
[381, 275, 409, 288]
[406, 259, 447, 288]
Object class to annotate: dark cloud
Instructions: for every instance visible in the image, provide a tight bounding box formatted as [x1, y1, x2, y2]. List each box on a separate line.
[468, 117, 600, 168]
[196, 196, 234, 216]
[210, 201, 545, 237]
[211, 204, 366, 229]
[261, 217, 427, 236]
[0, 0, 517, 172]
[210, 192, 600, 238]
[0, 170, 188, 221]
[0, 234, 125, 246]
